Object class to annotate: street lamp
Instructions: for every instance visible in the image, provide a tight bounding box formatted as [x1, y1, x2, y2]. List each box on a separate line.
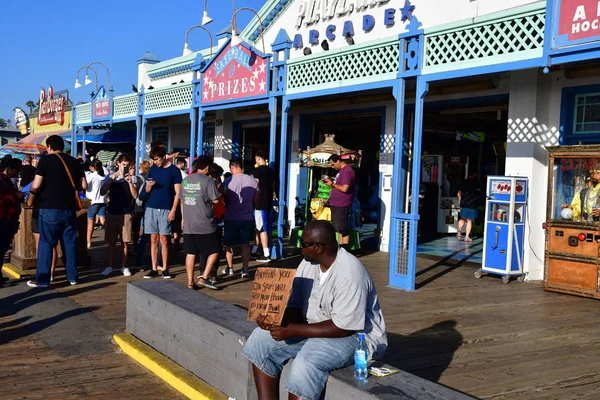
[183, 25, 214, 57]
[202, 0, 236, 26]
[74, 61, 112, 92]
[231, 7, 265, 53]
[74, 65, 99, 91]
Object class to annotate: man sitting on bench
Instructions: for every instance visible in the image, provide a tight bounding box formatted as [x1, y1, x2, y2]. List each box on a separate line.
[242, 221, 387, 400]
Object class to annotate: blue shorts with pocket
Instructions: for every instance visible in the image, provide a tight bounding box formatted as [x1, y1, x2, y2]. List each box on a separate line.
[144, 207, 172, 235]
[460, 207, 478, 221]
[223, 220, 253, 246]
[87, 203, 107, 220]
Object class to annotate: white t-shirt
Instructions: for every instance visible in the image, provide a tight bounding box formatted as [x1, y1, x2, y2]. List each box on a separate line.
[86, 171, 109, 204]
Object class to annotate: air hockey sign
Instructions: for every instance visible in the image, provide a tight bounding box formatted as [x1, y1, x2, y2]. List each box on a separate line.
[556, 0, 600, 43]
[202, 43, 269, 105]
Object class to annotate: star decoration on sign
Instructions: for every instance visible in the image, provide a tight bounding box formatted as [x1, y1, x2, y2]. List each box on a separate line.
[259, 80, 266, 92]
[253, 69, 260, 80]
[203, 90, 209, 99]
[203, 75, 210, 85]
[400, 0, 415, 22]
[259, 63, 266, 74]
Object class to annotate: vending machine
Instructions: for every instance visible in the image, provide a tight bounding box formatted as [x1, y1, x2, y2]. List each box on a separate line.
[476, 176, 528, 283]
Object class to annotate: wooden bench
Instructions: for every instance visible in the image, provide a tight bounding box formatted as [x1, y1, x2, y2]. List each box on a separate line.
[126, 281, 475, 400]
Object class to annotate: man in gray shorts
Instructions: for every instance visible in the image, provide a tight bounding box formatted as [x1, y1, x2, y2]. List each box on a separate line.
[242, 221, 387, 400]
[143, 145, 182, 279]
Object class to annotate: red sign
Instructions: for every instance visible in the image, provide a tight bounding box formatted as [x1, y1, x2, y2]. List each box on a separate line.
[94, 99, 111, 117]
[558, 0, 600, 41]
[202, 43, 268, 104]
[38, 86, 65, 125]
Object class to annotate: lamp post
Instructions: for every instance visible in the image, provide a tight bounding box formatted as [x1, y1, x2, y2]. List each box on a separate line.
[74, 66, 99, 91]
[183, 25, 214, 57]
[202, 0, 236, 25]
[231, 7, 266, 53]
[74, 61, 112, 92]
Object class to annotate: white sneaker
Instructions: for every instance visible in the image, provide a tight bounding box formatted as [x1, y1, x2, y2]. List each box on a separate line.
[101, 267, 113, 276]
[69, 281, 78, 286]
[122, 267, 132, 277]
[241, 268, 249, 278]
[223, 267, 234, 276]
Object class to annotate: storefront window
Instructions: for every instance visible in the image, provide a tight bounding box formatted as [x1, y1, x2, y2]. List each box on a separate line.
[152, 127, 169, 150]
[203, 123, 215, 156]
[574, 93, 600, 134]
[550, 155, 600, 223]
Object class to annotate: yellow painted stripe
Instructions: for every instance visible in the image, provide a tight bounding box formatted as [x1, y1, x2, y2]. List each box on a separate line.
[2, 264, 24, 279]
[113, 333, 227, 400]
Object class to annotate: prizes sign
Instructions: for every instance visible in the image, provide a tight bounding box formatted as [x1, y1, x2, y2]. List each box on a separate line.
[558, 0, 600, 42]
[248, 268, 296, 326]
[202, 43, 268, 104]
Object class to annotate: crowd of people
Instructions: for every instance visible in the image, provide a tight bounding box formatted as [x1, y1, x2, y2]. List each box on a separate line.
[0, 135, 279, 289]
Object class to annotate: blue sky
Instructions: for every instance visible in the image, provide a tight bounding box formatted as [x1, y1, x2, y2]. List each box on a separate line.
[0, 0, 265, 120]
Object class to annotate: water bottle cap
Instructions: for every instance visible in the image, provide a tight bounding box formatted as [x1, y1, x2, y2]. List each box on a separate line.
[358, 333, 365, 340]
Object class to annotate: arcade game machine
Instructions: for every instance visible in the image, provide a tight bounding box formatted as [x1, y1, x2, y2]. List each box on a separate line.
[544, 145, 600, 299]
[476, 176, 528, 283]
[289, 134, 362, 249]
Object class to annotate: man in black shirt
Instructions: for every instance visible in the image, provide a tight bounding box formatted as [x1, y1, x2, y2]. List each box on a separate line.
[252, 151, 276, 262]
[19, 155, 36, 189]
[27, 135, 87, 288]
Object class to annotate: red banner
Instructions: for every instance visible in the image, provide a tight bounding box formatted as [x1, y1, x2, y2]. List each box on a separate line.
[202, 43, 268, 104]
[558, 0, 600, 41]
[94, 100, 111, 118]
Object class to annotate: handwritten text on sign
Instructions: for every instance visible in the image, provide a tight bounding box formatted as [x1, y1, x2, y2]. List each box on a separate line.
[248, 268, 296, 326]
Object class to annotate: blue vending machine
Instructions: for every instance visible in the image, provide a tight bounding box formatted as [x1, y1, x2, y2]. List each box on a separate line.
[476, 176, 528, 284]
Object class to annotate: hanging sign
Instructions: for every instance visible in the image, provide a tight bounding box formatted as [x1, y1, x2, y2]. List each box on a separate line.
[556, 0, 600, 44]
[93, 86, 111, 119]
[456, 131, 486, 142]
[248, 268, 296, 326]
[202, 43, 269, 105]
[38, 86, 65, 125]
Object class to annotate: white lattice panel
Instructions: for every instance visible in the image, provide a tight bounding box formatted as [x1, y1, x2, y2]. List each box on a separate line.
[287, 43, 399, 90]
[75, 104, 91, 123]
[144, 84, 193, 114]
[425, 11, 545, 68]
[113, 94, 138, 119]
[395, 219, 410, 276]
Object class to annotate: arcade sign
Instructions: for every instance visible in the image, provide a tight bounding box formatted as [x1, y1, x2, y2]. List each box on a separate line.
[557, 0, 600, 43]
[292, 0, 414, 49]
[202, 43, 268, 105]
[38, 86, 65, 125]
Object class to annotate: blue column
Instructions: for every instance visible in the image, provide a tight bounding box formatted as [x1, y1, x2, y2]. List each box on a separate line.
[82, 127, 88, 161]
[70, 126, 78, 157]
[268, 97, 277, 168]
[135, 116, 143, 175]
[189, 108, 197, 165]
[197, 111, 205, 156]
[140, 118, 148, 162]
[276, 98, 291, 259]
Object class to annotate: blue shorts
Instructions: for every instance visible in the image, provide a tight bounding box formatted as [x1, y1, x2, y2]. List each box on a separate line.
[223, 220, 253, 246]
[144, 207, 172, 236]
[87, 204, 107, 220]
[242, 328, 356, 400]
[460, 207, 478, 221]
[254, 209, 271, 233]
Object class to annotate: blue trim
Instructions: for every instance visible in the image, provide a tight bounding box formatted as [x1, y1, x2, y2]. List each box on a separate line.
[189, 108, 197, 164]
[197, 112, 206, 156]
[144, 109, 191, 119]
[201, 97, 272, 111]
[135, 116, 143, 173]
[286, 80, 397, 101]
[268, 97, 278, 167]
[559, 84, 600, 145]
[112, 116, 137, 123]
[141, 118, 148, 161]
[277, 98, 291, 259]
[148, 63, 194, 80]
[550, 48, 600, 65]
[423, 58, 545, 82]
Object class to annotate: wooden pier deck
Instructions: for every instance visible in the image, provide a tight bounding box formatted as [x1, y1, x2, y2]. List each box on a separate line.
[3, 234, 600, 399]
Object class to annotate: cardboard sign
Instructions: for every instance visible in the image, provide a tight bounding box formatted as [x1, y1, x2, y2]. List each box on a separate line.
[248, 268, 296, 326]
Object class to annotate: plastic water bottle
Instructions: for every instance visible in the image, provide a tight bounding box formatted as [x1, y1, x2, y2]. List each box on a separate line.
[354, 333, 368, 380]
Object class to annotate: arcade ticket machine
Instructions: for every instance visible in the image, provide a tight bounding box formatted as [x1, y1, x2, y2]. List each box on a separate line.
[545, 145, 600, 299]
[475, 176, 528, 283]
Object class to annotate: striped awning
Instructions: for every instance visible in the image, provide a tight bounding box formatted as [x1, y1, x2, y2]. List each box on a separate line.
[20, 130, 71, 145]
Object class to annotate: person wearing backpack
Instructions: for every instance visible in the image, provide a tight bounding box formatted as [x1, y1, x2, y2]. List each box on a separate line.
[27, 135, 87, 288]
